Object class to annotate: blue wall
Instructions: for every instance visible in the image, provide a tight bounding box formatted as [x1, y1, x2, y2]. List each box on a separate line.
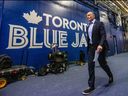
[0, 0, 3, 29]
[0, 0, 125, 69]
[0, 1, 95, 69]
[98, 6, 125, 55]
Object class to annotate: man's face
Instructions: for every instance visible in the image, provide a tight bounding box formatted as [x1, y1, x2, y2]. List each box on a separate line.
[86, 12, 95, 21]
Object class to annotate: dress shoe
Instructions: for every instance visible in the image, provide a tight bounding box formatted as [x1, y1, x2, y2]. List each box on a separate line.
[82, 87, 95, 95]
[104, 77, 113, 87]
[108, 77, 113, 84]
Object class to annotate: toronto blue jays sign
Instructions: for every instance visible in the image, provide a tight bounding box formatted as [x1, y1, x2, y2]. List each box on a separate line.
[0, 1, 93, 69]
[7, 10, 87, 49]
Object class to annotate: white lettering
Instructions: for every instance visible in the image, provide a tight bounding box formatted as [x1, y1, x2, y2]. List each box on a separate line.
[79, 33, 87, 47]
[52, 16, 62, 28]
[29, 27, 43, 48]
[59, 31, 68, 48]
[71, 33, 79, 47]
[44, 29, 51, 48]
[43, 13, 52, 26]
[63, 18, 70, 29]
[77, 22, 84, 31]
[83, 23, 88, 32]
[7, 24, 28, 49]
[42, 13, 87, 32]
[69, 20, 77, 30]
[53, 30, 57, 44]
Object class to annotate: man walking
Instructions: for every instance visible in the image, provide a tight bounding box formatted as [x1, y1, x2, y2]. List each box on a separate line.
[82, 11, 113, 95]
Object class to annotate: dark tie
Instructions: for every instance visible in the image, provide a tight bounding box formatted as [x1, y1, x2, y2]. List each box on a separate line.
[88, 21, 93, 44]
[88, 21, 93, 27]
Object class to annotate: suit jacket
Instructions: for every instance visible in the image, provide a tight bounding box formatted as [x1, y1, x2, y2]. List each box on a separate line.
[86, 20, 109, 50]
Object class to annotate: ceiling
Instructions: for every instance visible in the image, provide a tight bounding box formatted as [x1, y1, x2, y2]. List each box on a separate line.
[96, 0, 128, 18]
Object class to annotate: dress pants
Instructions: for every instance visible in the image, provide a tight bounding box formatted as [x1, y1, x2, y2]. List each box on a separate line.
[88, 44, 113, 88]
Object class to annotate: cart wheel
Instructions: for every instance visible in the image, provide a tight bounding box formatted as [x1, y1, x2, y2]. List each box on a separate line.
[0, 78, 7, 89]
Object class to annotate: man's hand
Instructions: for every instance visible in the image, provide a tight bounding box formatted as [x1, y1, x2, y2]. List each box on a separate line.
[96, 45, 103, 53]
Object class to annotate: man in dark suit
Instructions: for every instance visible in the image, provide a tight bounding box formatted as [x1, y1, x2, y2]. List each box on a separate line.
[82, 11, 113, 95]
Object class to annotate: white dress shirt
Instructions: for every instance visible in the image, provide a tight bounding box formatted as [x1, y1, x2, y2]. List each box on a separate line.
[88, 19, 95, 44]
